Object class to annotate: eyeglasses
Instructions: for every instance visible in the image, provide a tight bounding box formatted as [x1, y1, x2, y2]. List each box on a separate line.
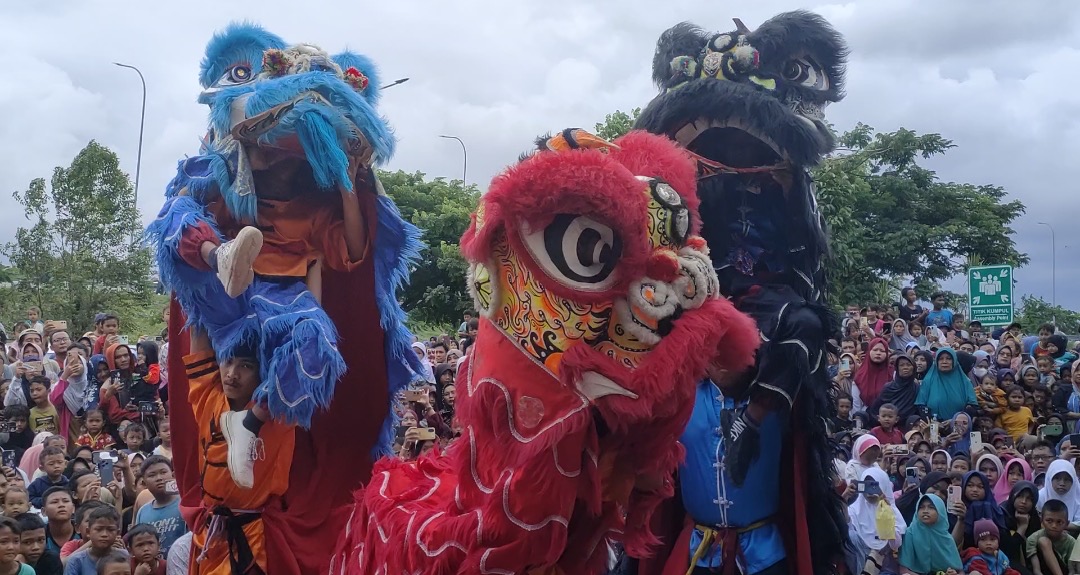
[1031, 454, 1053, 461]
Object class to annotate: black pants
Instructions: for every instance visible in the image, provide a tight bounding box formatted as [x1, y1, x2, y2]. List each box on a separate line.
[692, 558, 789, 575]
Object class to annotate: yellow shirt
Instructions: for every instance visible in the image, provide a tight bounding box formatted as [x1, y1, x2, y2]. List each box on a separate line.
[998, 406, 1035, 441]
[29, 403, 59, 434]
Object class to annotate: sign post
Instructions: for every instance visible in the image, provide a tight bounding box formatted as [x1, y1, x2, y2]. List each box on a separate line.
[967, 265, 1013, 326]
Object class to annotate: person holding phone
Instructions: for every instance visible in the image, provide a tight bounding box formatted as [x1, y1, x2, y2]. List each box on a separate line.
[5, 340, 60, 409]
[98, 344, 159, 432]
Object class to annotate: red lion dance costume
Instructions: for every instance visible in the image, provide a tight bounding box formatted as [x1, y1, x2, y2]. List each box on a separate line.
[332, 129, 759, 575]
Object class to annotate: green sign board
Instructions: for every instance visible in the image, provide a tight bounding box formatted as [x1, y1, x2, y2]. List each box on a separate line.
[967, 265, 1013, 325]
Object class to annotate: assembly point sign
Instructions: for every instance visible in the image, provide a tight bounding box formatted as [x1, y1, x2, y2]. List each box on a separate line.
[967, 265, 1014, 326]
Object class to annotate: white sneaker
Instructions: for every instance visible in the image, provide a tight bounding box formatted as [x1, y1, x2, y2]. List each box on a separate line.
[216, 226, 263, 298]
[219, 410, 262, 489]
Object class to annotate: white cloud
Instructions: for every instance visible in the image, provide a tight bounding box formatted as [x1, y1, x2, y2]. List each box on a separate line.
[1, 0, 1077, 316]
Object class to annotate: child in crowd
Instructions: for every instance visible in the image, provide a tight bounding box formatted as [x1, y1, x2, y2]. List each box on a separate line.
[1036, 356, 1058, 387]
[122, 424, 147, 456]
[962, 518, 1021, 575]
[150, 418, 170, 460]
[15, 512, 62, 575]
[27, 447, 68, 508]
[76, 410, 114, 451]
[830, 394, 855, 434]
[978, 373, 1008, 419]
[870, 403, 904, 445]
[94, 551, 131, 575]
[0, 516, 34, 575]
[24, 308, 44, 335]
[60, 501, 108, 560]
[133, 456, 185, 556]
[1027, 499, 1074, 575]
[63, 506, 127, 575]
[124, 524, 165, 575]
[40, 487, 75, 555]
[3, 487, 29, 517]
[27, 376, 59, 434]
[999, 386, 1036, 444]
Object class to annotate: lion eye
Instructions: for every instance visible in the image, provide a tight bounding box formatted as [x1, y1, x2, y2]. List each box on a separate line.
[522, 214, 622, 290]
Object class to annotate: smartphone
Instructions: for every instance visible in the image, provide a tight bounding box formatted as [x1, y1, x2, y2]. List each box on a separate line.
[92, 450, 119, 465]
[948, 485, 962, 506]
[854, 480, 865, 493]
[138, 401, 157, 414]
[404, 390, 427, 403]
[0, 421, 17, 434]
[859, 317, 868, 330]
[119, 336, 129, 345]
[929, 422, 940, 444]
[840, 358, 852, 372]
[1069, 434, 1080, 448]
[98, 460, 115, 483]
[970, 431, 982, 447]
[52, 321, 68, 331]
[394, 425, 410, 444]
[905, 467, 919, 481]
[1001, 436, 1015, 449]
[24, 361, 42, 374]
[165, 480, 178, 495]
[0, 451, 14, 469]
[416, 427, 437, 441]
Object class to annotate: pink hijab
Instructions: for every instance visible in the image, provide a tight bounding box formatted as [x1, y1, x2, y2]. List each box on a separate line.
[994, 457, 1032, 503]
[854, 338, 892, 407]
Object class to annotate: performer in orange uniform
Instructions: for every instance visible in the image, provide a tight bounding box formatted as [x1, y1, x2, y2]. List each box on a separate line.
[182, 328, 295, 575]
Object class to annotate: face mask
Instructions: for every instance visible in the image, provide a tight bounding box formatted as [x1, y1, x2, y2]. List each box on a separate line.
[973, 367, 988, 378]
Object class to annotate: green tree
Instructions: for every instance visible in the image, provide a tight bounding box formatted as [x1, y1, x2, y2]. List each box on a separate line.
[4, 141, 154, 334]
[814, 124, 1028, 307]
[594, 108, 641, 141]
[378, 170, 480, 328]
[1015, 295, 1080, 334]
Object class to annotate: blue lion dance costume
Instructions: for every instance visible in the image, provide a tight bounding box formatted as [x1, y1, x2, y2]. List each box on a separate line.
[147, 24, 422, 430]
[148, 22, 426, 574]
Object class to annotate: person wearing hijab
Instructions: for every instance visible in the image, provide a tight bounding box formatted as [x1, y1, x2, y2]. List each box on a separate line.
[846, 434, 882, 485]
[916, 348, 980, 421]
[1048, 334, 1078, 370]
[889, 319, 916, 354]
[961, 470, 1008, 549]
[872, 355, 919, 422]
[1000, 481, 1039, 575]
[946, 412, 973, 456]
[899, 494, 964, 574]
[409, 342, 435, 385]
[848, 466, 906, 575]
[970, 351, 992, 387]
[898, 470, 951, 524]
[85, 354, 109, 412]
[1037, 460, 1080, 524]
[914, 350, 934, 383]
[855, 338, 893, 408]
[995, 458, 1033, 504]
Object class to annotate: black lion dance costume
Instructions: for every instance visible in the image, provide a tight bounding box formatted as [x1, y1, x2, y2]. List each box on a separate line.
[630, 11, 850, 575]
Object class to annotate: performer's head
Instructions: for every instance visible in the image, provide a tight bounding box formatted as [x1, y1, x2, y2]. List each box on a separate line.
[220, 351, 259, 409]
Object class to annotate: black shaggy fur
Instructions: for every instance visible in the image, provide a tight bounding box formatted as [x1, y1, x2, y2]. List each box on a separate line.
[634, 11, 850, 575]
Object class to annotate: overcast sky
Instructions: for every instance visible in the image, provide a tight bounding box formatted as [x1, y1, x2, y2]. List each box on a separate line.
[2, 0, 1078, 317]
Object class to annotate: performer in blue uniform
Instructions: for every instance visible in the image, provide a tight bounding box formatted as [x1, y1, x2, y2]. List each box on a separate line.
[679, 377, 790, 575]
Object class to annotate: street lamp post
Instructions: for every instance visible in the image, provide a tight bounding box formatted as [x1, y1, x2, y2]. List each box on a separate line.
[439, 135, 467, 185]
[114, 62, 146, 208]
[1038, 221, 1056, 322]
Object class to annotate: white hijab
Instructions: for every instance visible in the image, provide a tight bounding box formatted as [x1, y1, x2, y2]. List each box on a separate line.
[848, 466, 908, 550]
[1038, 459, 1080, 522]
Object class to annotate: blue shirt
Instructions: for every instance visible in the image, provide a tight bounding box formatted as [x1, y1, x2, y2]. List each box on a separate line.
[135, 497, 187, 555]
[679, 380, 786, 574]
[925, 309, 953, 329]
[64, 548, 127, 575]
[27, 475, 68, 509]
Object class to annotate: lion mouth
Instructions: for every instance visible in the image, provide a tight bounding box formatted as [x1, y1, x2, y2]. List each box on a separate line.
[674, 118, 784, 169]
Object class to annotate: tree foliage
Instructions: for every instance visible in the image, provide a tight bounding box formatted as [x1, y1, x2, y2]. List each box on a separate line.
[814, 124, 1028, 307]
[594, 108, 641, 141]
[378, 170, 480, 328]
[4, 141, 154, 335]
[1015, 296, 1080, 334]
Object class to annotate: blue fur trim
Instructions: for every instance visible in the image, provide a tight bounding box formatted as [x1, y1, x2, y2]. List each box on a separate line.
[331, 51, 382, 107]
[200, 22, 285, 89]
[242, 72, 395, 165]
[142, 196, 227, 331]
[370, 194, 425, 459]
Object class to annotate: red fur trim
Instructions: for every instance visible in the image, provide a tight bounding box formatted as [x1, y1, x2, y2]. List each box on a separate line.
[610, 131, 701, 235]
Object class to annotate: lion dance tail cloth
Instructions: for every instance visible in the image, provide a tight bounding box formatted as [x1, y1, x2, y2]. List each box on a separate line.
[632, 11, 850, 575]
[332, 129, 759, 575]
[150, 23, 423, 575]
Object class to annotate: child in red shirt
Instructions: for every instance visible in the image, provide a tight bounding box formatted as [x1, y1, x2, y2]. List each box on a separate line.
[871, 403, 905, 445]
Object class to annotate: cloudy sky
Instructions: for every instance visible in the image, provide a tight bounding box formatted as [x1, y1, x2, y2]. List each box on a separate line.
[2, 0, 1078, 316]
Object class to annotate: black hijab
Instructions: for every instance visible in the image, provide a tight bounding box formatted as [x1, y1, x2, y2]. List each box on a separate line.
[915, 350, 934, 379]
[897, 470, 950, 524]
[872, 355, 919, 421]
[1001, 480, 1040, 530]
